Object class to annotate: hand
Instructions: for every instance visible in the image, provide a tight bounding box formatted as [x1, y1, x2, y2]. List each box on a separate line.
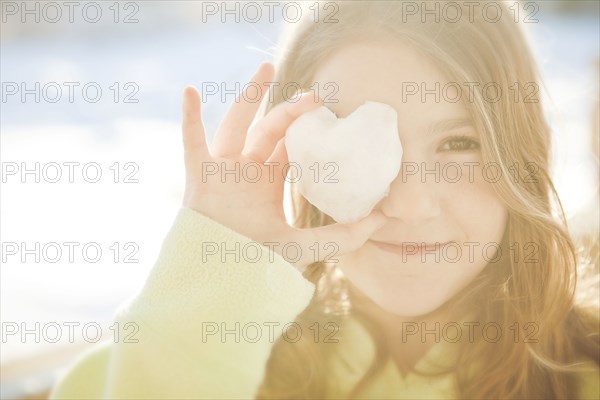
[180, 62, 387, 271]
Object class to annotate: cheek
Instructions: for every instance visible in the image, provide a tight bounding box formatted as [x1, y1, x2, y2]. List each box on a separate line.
[442, 164, 508, 244]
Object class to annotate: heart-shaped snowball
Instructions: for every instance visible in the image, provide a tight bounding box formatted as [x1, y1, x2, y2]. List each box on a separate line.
[285, 101, 403, 224]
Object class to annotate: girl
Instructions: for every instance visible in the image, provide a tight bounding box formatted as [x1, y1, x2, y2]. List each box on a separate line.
[51, 1, 599, 399]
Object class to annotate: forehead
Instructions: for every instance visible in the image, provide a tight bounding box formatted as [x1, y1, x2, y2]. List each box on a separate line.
[311, 40, 471, 124]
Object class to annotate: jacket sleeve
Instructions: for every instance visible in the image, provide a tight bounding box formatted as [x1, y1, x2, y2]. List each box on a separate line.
[50, 207, 316, 399]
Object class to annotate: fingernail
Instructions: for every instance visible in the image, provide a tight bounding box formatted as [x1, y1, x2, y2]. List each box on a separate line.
[296, 91, 322, 104]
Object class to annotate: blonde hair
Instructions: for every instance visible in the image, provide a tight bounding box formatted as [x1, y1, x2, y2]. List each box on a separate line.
[255, 1, 599, 398]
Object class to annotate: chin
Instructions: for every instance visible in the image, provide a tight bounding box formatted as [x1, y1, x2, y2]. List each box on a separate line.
[368, 289, 450, 318]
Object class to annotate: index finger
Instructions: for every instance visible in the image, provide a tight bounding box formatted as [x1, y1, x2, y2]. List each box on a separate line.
[242, 92, 323, 163]
[211, 62, 275, 158]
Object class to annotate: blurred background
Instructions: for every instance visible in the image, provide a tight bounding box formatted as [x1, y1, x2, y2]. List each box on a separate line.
[1, 1, 598, 399]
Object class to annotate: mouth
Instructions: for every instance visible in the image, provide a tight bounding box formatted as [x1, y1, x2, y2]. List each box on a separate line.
[369, 240, 452, 256]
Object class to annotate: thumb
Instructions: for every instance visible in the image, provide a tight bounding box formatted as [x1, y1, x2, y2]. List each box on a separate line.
[291, 210, 388, 267]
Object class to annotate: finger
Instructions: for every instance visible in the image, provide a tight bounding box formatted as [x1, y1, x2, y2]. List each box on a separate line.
[265, 139, 289, 200]
[265, 138, 288, 167]
[182, 86, 210, 175]
[211, 62, 275, 158]
[242, 92, 323, 163]
[293, 211, 388, 266]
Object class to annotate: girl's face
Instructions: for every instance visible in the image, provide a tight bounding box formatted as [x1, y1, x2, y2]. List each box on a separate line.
[312, 41, 508, 317]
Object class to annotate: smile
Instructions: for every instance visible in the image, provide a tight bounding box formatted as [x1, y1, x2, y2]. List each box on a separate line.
[369, 240, 452, 256]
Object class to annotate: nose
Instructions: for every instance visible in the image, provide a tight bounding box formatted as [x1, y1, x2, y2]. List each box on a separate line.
[377, 160, 441, 222]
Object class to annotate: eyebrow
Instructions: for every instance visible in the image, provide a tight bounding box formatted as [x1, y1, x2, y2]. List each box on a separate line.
[427, 118, 475, 138]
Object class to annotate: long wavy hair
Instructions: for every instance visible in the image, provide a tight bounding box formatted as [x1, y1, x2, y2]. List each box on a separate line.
[255, 1, 599, 398]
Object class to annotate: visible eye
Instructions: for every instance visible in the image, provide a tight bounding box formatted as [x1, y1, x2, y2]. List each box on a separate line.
[438, 136, 480, 152]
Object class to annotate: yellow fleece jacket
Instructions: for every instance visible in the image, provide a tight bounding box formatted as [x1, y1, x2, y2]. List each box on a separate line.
[49, 207, 599, 399]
